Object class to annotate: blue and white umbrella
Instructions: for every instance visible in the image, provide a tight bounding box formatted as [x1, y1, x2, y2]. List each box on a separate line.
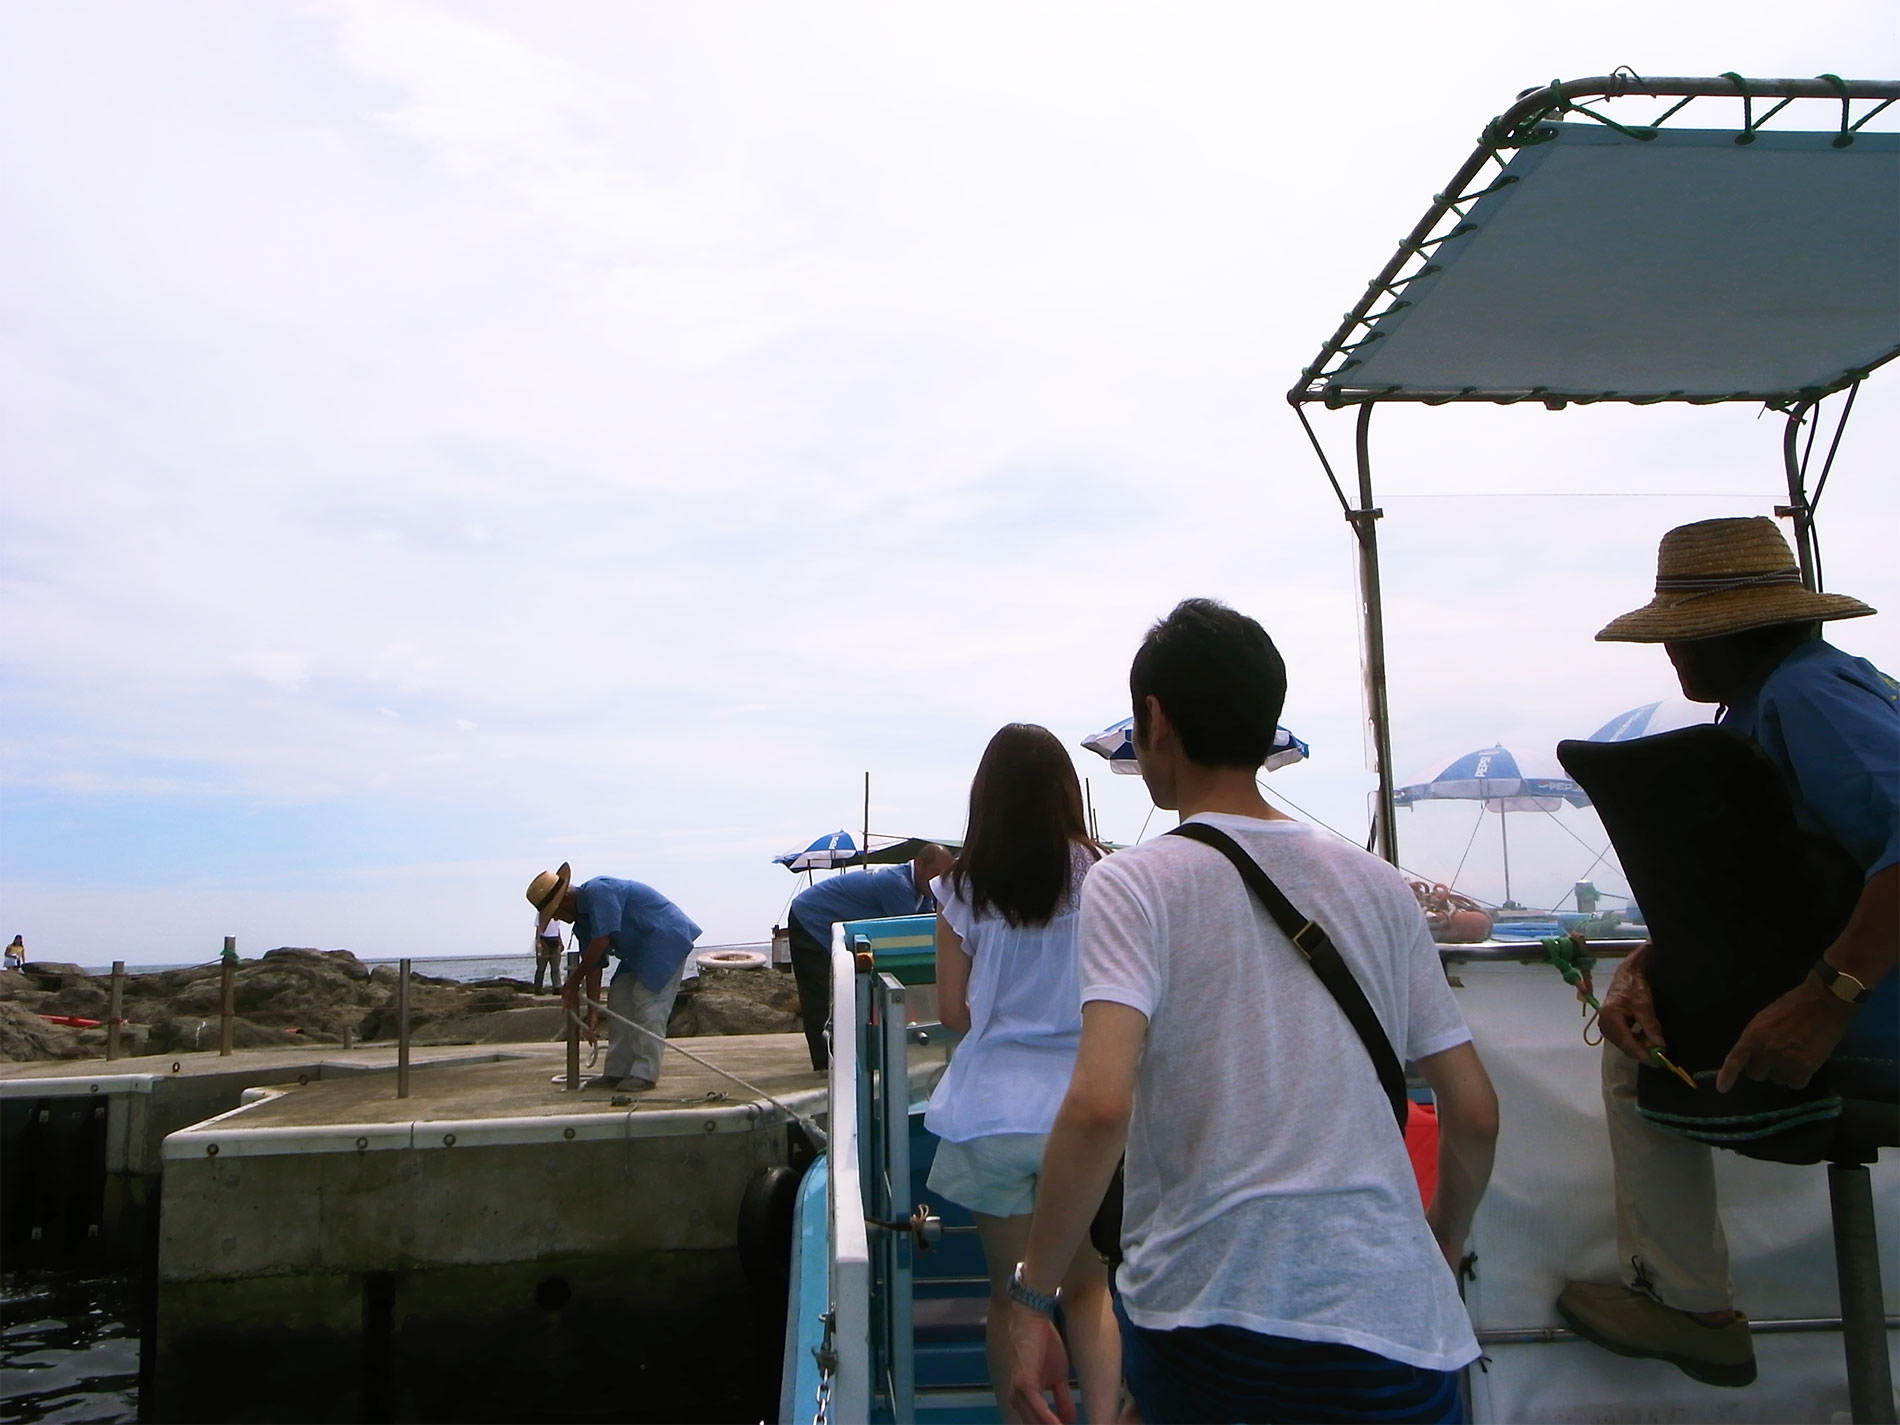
[1081, 717, 1310, 775]
[1395, 745, 1590, 907]
[1585, 698, 1714, 742]
[773, 830, 859, 873]
[1394, 745, 1591, 814]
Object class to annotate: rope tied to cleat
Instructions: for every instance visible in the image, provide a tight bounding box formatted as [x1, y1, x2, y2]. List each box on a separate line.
[564, 996, 828, 1150]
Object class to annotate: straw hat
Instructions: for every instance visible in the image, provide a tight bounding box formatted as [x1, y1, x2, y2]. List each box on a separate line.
[1596, 517, 1875, 643]
[526, 862, 571, 928]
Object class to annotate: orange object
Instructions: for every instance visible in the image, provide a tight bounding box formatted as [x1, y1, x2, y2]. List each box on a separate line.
[38, 1014, 102, 1029]
[1403, 1100, 1440, 1206]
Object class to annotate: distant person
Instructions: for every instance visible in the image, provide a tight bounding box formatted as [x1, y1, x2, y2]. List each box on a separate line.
[785, 845, 954, 1069]
[1557, 517, 1897, 1388]
[532, 921, 564, 995]
[526, 864, 703, 1092]
[926, 724, 1118, 1423]
[4, 935, 23, 971]
[1006, 599, 1498, 1425]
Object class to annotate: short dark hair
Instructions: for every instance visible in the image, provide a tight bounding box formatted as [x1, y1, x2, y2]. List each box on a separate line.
[951, 724, 1099, 927]
[1130, 599, 1287, 769]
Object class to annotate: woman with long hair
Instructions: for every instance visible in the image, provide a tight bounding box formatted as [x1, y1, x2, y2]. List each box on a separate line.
[925, 722, 1120, 1423]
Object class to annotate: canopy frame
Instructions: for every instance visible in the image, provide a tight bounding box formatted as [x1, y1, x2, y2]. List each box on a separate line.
[1288, 75, 1900, 868]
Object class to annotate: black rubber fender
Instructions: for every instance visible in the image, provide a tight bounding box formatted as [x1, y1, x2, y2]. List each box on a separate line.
[736, 1162, 808, 1294]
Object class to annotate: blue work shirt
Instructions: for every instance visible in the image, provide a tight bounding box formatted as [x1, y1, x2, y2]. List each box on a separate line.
[789, 863, 932, 942]
[571, 878, 703, 991]
[1721, 637, 1899, 1061]
[1721, 639, 1899, 879]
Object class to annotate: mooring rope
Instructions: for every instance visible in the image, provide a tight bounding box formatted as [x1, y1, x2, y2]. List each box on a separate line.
[564, 995, 827, 1151]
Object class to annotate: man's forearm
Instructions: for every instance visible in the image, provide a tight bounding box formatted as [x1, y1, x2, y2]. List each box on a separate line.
[1427, 1122, 1496, 1268]
[1020, 1097, 1128, 1295]
[1819, 863, 1898, 990]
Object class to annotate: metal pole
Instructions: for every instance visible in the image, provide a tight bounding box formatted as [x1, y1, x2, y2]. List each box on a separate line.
[1780, 400, 1820, 591]
[218, 941, 236, 1056]
[862, 772, 870, 857]
[1829, 1162, 1897, 1424]
[1500, 811, 1512, 908]
[1353, 403, 1399, 867]
[106, 961, 124, 1061]
[565, 950, 580, 1092]
[396, 957, 411, 1099]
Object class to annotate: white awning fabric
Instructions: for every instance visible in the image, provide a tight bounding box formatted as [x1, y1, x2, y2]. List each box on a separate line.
[1328, 124, 1900, 403]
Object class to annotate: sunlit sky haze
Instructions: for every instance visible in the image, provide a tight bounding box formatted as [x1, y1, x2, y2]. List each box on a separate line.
[2, 3, 1895, 965]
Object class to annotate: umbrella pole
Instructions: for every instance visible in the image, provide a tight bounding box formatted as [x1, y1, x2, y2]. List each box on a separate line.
[863, 772, 870, 861]
[1500, 808, 1512, 907]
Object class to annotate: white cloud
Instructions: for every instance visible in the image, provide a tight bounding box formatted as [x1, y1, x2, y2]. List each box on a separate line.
[1, 2, 1895, 962]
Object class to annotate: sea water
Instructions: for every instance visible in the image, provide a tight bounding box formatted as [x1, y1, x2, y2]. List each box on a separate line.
[0, 1273, 139, 1425]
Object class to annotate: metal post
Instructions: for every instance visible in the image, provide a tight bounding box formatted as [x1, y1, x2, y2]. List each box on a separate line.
[218, 943, 236, 1056]
[1780, 399, 1821, 591]
[396, 957, 411, 1099]
[565, 950, 581, 1092]
[1499, 810, 1513, 908]
[1353, 403, 1399, 867]
[862, 772, 870, 856]
[106, 961, 125, 1061]
[1829, 1162, 1897, 1425]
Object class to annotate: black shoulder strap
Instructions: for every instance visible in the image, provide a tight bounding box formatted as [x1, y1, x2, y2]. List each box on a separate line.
[1167, 822, 1408, 1132]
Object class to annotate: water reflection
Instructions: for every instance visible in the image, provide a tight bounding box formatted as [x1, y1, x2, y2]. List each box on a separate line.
[0, 1274, 139, 1425]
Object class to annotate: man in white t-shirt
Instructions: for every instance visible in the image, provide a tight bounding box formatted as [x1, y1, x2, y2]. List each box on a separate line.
[1005, 598, 1500, 1424]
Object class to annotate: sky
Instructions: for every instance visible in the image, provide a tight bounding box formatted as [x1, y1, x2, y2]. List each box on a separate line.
[3, 2, 1896, 966]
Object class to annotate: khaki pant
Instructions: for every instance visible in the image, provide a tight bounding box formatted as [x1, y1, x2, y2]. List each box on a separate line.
[1602, 1044, 1735, 1312]
[604, 962, 685, 1084]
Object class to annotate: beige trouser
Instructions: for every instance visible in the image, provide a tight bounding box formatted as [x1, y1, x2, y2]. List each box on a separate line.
[1602, 1043, 1736, 1313]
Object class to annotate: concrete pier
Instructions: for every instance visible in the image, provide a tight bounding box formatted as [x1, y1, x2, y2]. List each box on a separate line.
[143, 1034, 880, 1424]
[0, 1045, 514, 1270]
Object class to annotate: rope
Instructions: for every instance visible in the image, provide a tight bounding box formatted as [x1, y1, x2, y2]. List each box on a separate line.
[565, 997, 827, 1151]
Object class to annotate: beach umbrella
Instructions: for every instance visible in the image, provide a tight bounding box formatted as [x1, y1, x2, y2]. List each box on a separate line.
[1081, 717, 1310, 775]
[1584, 697, 1714, 742]
[1394, 745, 1591, 906]
[773, 830, 858, 873]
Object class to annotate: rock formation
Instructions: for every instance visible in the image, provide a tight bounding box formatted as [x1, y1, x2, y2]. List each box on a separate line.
[0, 949, 801, 1062]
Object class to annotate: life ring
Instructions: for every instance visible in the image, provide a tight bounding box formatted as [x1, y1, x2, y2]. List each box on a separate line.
[696, 948, 769, 971]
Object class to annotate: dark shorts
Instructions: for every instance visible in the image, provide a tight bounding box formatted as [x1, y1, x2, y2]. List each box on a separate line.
[1115, 1294, 1464, 1425]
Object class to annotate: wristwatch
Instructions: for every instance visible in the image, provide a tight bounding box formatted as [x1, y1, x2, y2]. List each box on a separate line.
[1007, 1262, 1060, 1317]
[1814, 959, 1871, 1006]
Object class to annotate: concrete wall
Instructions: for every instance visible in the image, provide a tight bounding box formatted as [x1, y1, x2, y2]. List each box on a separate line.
[152, 1112, 800, 1422]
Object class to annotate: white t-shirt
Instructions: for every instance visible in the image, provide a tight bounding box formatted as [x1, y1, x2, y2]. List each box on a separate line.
[1081, 812, 1478, 1371]
[923, 847, 1096, 1143]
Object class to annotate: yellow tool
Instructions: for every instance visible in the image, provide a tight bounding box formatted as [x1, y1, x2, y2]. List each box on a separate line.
[1647, 1046, 1699, 1090]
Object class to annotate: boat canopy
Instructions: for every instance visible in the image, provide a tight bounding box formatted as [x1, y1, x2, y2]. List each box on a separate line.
[1314, 124, 1895, 406]
[1287, 74, 1900, 866]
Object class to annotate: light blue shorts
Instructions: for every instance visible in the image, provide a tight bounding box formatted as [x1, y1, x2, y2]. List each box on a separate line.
[926, 1132, 1049, 1217]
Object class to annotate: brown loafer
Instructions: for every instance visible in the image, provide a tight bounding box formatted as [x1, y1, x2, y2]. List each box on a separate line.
[1557, 1281, 1756, 1387]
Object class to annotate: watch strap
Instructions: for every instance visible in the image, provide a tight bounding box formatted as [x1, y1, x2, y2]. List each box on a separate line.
[1007, 1262, 1060, 1317]
[1814, 959, 1870, 1005]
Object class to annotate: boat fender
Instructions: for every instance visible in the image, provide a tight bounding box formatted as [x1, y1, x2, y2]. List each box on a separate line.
[696, 948, 769, 971]
[737, 1163, 808, 1294]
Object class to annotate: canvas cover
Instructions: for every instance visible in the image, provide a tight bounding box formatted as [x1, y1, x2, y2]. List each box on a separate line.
[1329, 125, 1900, 403]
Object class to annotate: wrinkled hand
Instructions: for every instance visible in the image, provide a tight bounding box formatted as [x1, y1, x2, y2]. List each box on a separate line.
[561, 982, 599, 1046]
[1006, 1306, 1075, 1425]
[1598, 943, 1665, 1063]
[1717, 978, 1855, 1092]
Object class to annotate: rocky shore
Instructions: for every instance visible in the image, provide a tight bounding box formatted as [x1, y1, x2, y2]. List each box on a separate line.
[0, 947, 802, 1062]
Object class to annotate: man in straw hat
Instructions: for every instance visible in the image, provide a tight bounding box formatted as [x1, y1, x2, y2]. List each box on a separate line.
[1557, 517, 1897, 1387]
[526, 863, 703, 1091]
